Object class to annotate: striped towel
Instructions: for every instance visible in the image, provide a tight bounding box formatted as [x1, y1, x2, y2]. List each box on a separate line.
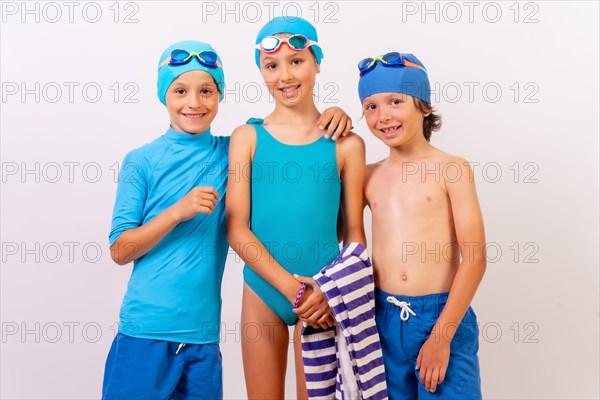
[301, 243, 388, 400]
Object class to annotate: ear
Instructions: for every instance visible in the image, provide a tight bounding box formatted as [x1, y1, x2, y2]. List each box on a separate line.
[422, 111, 431, 118]
[316, 62, 321, 74]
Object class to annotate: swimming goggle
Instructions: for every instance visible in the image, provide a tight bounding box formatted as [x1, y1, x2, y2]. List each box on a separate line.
[256, 34, 318, 53]
[159, 49, 221, 68]
[358, 52, 428, 76]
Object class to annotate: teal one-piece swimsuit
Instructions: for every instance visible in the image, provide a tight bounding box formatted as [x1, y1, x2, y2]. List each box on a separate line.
[243, 118, 341, 325]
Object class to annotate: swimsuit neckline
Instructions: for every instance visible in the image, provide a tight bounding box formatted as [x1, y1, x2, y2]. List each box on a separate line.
[248, 118, 330, 147]
[260, 125, 328, 147]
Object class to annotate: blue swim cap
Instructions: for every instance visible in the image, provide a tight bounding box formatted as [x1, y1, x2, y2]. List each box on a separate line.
[358, 53, 430, 104]
[255, 16, 323, 68]
[157, 40, 225, 105]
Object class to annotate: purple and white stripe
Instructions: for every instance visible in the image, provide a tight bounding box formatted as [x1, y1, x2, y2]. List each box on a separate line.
[302, 242, 388, 400]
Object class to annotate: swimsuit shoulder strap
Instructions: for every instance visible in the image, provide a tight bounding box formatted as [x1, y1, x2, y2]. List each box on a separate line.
[245, 117, 272, 144]
[246, 117, 264, 125]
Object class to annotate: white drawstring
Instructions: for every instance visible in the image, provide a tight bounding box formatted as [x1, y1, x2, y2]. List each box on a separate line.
[386, 296, 417, 321]
[176, 343, 186, 354]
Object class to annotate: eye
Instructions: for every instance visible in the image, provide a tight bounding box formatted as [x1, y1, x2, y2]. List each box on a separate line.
[174, 88, 186, 95]
[364, 104, 376, 111]
[265, 63, 277, 70]
[201, 88, 215, 96]
[391, 98, 403, 105]
[291, 58, 303, 65]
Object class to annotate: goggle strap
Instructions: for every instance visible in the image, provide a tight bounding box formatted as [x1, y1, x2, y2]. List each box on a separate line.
[403, 59, 427, 74]
[160, 58, 171, 68]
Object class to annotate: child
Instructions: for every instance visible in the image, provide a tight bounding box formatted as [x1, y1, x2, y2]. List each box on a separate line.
[103, 40, 228, 400]
[360, 52, 486, 399]
[226, 17, 367, 399]
[103, 39, 352, 399]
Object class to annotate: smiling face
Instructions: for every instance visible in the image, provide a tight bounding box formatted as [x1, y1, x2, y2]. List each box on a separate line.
[165, 70, 220, 135]
[259, 34, 320, 106]
[362, 92, 430, 147]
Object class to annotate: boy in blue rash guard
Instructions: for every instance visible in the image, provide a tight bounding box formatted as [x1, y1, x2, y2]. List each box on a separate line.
[102, 40, 228, 400]
[360, 52, 485, 399]
[103, 39, 352, 399]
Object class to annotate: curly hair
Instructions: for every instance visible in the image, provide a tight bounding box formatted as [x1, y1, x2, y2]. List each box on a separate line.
[413, 97, 442, 142]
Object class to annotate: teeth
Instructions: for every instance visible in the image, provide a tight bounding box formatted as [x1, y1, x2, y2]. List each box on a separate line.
[382, 126, 399, 133]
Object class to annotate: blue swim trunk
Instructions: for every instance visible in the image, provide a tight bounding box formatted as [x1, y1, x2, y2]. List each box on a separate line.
[102, 333, 223, 400]
[375, 289, 481, 400]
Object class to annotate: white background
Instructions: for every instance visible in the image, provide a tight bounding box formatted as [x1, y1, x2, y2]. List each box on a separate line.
[1, 1, 598, 399]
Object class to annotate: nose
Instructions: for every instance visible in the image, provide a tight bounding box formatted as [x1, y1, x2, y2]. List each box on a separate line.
[279, 63, 293, 82]
[188, 91, 201, 108]
[378, 106, 391, 123]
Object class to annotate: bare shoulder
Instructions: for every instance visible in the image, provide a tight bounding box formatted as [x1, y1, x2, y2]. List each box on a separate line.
[231, 123, 256, 140]
[449, 155, 472, 174]
[424, 150, 476, 190]
[422, 146, 461, 163]
[230, 124, 257, 147]
[422, 148, 470, 174]
[336, 131, 365, 154]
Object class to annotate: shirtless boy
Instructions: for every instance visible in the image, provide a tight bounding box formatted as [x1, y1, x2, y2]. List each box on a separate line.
[360, 52, 486, 399]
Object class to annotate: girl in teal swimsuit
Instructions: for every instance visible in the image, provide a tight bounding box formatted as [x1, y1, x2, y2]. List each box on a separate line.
[226, 17, 367, 399]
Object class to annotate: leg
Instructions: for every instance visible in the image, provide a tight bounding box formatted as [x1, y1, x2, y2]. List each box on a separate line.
[242, 283, 290, 400]
[293, 320, 309, 400]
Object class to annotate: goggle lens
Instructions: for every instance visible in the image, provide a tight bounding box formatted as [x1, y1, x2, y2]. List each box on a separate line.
[261, 37, 280, 51]
[200, 51, 218, 65]
[287, 35, 308, 50]
[358, 58, 373, 71]
[171, 49, 192, 64]
[382, 52, 403, 64]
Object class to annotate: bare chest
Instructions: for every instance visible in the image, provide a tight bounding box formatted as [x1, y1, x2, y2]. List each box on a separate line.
[366, 169, 449, 219]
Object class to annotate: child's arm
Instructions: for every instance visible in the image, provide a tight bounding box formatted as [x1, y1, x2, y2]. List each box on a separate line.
[110, 186, 219, 265]
[226, 125, 306, 307]
[338, 133, 367, 246]
[416, 159, 486, 393]
[317, 107, 353, 140]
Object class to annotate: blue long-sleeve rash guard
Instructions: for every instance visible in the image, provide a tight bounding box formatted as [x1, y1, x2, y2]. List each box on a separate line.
[109, 127, 229, 344]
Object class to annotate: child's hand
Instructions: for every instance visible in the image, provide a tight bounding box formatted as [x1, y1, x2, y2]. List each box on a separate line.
[318, 107, 353, 141]
[415, 334, 451, 393]
[292, 275, 334, 329]
[171, 186, 220, 222]
[319, 310, 336, 329]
